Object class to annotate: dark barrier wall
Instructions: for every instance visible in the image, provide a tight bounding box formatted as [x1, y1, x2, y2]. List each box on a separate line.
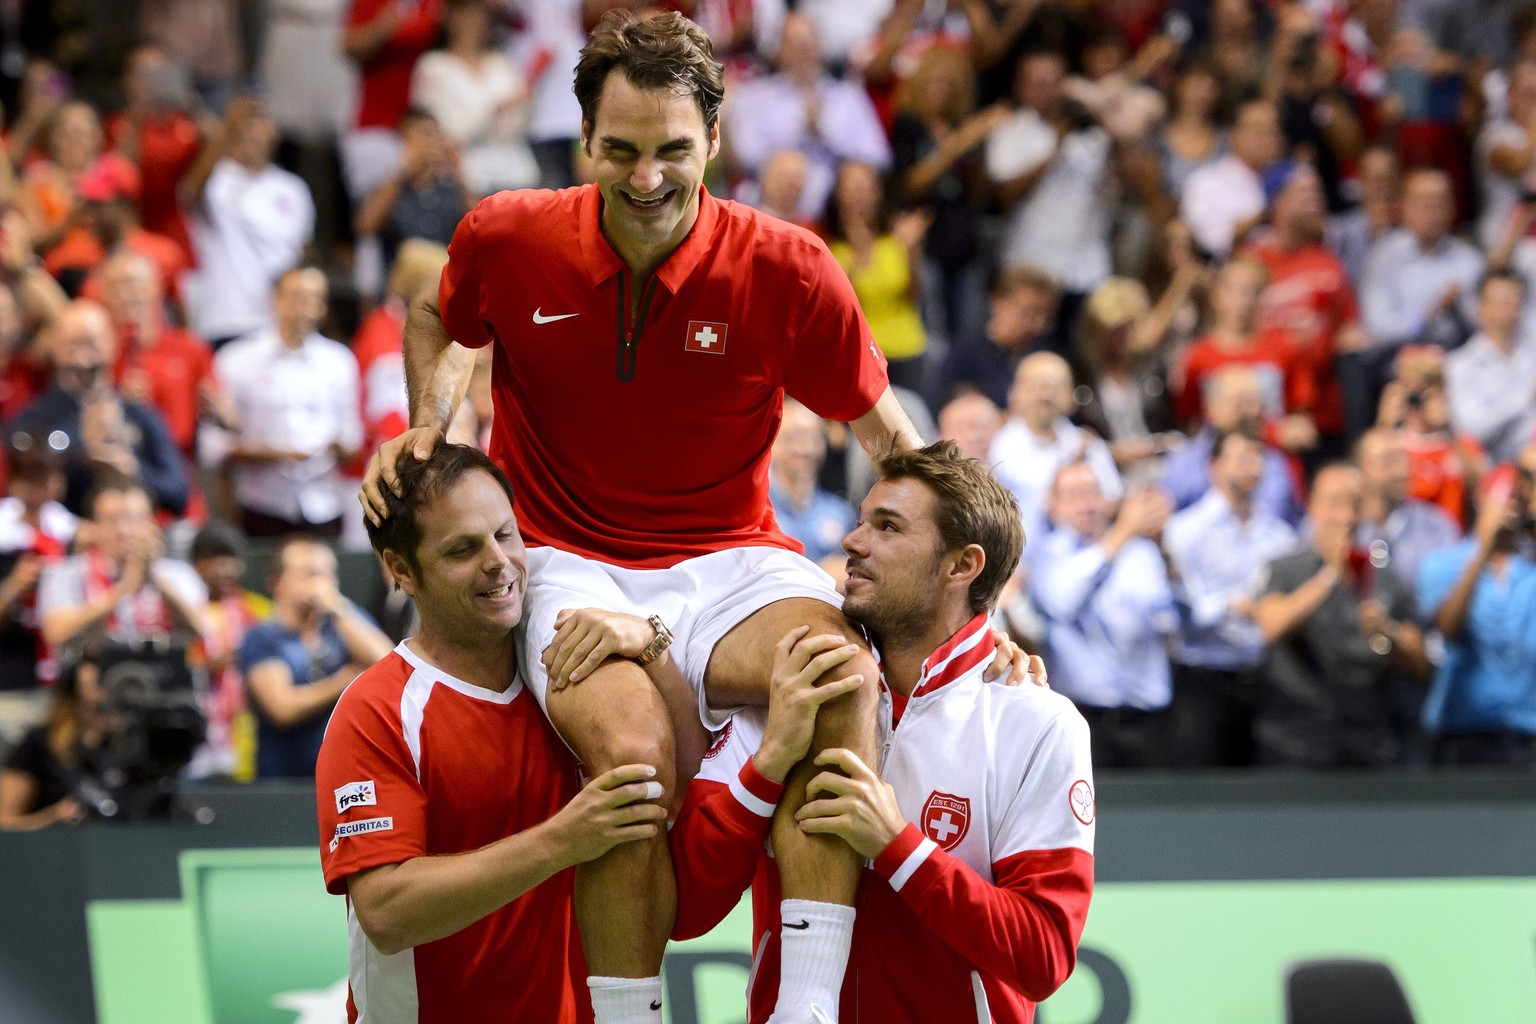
[3, 772, 1534, 1024]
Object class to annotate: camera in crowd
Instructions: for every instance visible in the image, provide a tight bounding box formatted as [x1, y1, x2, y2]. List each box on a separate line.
[65, 639, 210, 823]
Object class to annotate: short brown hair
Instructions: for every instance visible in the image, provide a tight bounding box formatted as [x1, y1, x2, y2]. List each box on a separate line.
[573, 11, 725, 138]
[267, 534, 333, 590]
[875, 440, 1024, 614]
[896, 48, 976, 125]
[84, 472, 150, 520]
[991, 263, 1060, 302]
[366, 444, 515, 576]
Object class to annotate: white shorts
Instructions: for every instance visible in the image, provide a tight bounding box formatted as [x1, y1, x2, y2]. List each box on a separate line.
[517, 545, 844, 728]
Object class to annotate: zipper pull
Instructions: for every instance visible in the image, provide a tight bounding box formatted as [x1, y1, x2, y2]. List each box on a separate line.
[616, 332, 637, 380]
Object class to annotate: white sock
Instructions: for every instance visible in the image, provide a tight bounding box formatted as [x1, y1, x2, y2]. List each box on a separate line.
[767, 899, 854, 1023]
[588, 976, 663, 1024]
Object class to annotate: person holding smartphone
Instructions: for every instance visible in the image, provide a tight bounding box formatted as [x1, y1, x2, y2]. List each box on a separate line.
[1251, 463, 1430, 768]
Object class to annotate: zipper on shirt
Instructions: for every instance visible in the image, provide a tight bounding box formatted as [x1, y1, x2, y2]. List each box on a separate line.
[614, 271, 660, 381]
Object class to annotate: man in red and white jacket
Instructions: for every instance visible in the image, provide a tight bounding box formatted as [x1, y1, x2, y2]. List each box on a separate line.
[672, 440, 1095, 1023]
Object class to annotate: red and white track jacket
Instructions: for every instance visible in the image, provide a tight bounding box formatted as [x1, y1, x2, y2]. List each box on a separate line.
[671, 613, 1096, 1023]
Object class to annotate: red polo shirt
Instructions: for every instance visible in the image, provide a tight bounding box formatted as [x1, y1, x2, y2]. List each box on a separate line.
[106, 111, 201, 263]
[114, 324, 215, 454]
[346, 0, 443, 130]
[438, 185, 888, 569]
[1248, 239, 1358, 437]
[1175, 328, 1316, 427]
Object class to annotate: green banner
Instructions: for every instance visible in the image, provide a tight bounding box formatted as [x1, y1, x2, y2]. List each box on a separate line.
[86, 849, 1536, 1023]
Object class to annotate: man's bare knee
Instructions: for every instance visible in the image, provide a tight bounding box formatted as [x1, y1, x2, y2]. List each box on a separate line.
[546, 658, 675, 773]
[584, 729, 673, 780]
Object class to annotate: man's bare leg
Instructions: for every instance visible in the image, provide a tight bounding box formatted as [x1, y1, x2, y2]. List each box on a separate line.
[546, 657, 677, 1021]
[706, 598, 880, 1022]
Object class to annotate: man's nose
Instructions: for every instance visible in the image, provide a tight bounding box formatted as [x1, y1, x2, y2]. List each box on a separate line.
[630, 158, 664, 195]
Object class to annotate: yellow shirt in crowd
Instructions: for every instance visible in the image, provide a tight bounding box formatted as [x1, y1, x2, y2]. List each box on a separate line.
[830, 235, 927, 362]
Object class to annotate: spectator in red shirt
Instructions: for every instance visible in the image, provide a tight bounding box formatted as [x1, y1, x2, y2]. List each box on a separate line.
[74, 160, 189, 314]
[104, 45, 203, 266]
[187, 521, 268, 781]
[1248, 164, 1363, 448]
[342, 0, 447, 205]
[19, 102, 142, 292]
[0, 437, 76, 699]
[98, 251, 215, 459]
[0, 209, 69, 425]
[1175, 256, 1319, 456]
[1379, 346, 1485, 529]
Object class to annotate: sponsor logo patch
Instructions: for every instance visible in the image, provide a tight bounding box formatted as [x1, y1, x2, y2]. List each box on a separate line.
[329, 816, 394, 852]
[333, 780, 376, 815]
[921, 791, 971, 851]
[1070, 779, 1095, 825]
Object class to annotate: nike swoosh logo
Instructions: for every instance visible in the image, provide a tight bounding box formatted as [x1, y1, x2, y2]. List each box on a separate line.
[532, 308, 579, 324]
[650, 1000, 662, 1011]
[783, 919, 811, 930]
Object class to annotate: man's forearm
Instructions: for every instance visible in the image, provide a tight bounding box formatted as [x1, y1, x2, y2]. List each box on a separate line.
[261, 667, 356, 728]
[1384, 622, 1431, 680]
[1433, 547, 1490, 639]
[1253, 568, 1338, 642]
[850, 387, 923, 456]
[404, 297, 476, 433]
[872, 826, 1091, 1002]
[349, 823, 571, 955]
[671, 768, 780, 940]
[41, 586, 130, 647]
[150, 573, 207, 636]
[333, 606, 395, 668]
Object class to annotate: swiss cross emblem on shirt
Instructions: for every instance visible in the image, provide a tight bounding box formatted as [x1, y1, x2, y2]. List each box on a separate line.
[921, 791, 971, 851]
[685, 320, 729, 354]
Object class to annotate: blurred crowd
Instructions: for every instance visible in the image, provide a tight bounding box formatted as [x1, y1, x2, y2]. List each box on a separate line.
[1, 0, 1536, 827]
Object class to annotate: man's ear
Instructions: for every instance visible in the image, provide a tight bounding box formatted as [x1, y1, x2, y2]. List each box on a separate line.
[580, 120, 592, 156]
[946, 543, 987, 599]
[707, 120, 721, 162]
[381, 550, 418, 598]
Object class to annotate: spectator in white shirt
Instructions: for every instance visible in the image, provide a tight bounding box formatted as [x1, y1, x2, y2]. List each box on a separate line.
[37, 474, 206, 654]
[505, 0, 586, 190]
[1327, 145, 1400, 289]
[211, 268, 363, 540]
[1162, 427, 1297, 767]
[988, 351, 1122, 539]
[1345, 168, 1485, 437]
[1476, 60, 1536, 249]
[1032, 463, 1178, 767]
[794, 0, 890, 68]
[754, 148, 812, 227]
[1445, 269, 1536, 463]
[182, 97, 316, 348]
[1179, 98, 1284, 259]
[986, 49, 1115, 340]
[1359, 168, 1484, 354]
[726, 12, 891, 221]
[937, 389, 1002, 462]
[410, 0, 539, 196]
